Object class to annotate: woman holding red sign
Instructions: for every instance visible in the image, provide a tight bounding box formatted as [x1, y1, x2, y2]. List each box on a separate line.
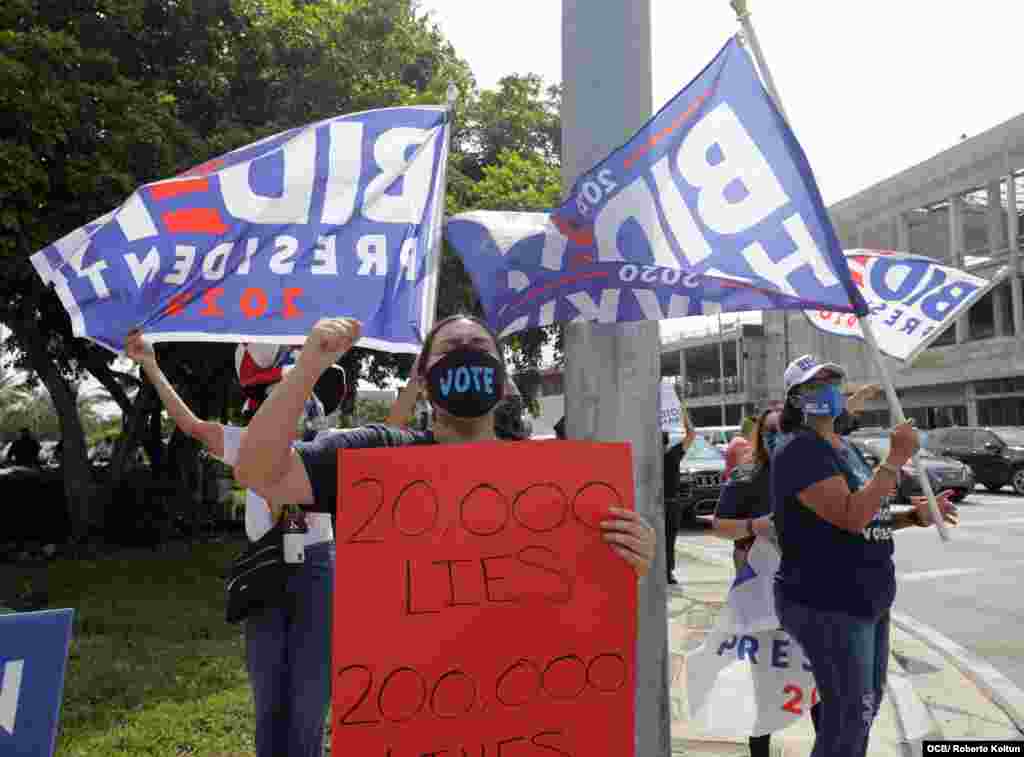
[234, 314, 657, 577]
[125, 334, 346, 757]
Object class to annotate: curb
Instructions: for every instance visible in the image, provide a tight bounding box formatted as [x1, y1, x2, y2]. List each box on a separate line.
[891, 611, 1024, 736]
[673, 541, 1024, 744]
[674, 542, 732, 569]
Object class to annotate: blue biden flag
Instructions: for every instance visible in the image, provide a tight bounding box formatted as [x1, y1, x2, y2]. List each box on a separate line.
[445, 38, 867, 338]
[30, 107, 450, 354]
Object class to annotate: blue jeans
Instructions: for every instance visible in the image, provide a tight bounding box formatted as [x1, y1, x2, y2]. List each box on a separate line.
[775, 590, 890, 757]
[245, 541, 334, 757]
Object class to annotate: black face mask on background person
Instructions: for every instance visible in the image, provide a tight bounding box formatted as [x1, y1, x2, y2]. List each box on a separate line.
[425, 348, 505, 419]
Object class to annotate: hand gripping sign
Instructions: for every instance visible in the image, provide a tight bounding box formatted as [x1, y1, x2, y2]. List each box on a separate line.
[332, 441, 637, 756]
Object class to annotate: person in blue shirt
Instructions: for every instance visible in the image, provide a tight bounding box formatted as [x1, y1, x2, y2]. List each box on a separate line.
[711, 407, 783, 757]
[771, 355, 959, 757]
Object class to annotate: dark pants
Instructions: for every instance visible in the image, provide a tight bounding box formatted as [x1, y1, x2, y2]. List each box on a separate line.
[776, 590, 890, 757]
[245, 541, 335, 757]
[664, 443, 685, 579]
[749, 734, 771, 757]
[664, 500, 681, 578]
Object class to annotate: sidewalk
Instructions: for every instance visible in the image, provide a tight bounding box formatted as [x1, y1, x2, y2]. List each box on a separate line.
[667, 546, 1024, 757]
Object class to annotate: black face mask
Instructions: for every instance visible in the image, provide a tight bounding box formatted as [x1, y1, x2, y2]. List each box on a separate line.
[426, 348, 505, 419]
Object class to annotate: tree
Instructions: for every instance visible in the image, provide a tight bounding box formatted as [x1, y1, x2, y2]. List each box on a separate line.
[453, 74, 561, 183]
[0, 368, 30, 424]
[0, 2, 565, 540]
[351, 397, 393, 426]
[0, 0, 474, 538]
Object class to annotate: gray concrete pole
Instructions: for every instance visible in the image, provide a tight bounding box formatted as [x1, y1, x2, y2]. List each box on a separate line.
[561, 2, 670, 756]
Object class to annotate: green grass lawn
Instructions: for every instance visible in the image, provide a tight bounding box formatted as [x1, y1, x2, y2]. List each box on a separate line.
[13, 539, 266, 756]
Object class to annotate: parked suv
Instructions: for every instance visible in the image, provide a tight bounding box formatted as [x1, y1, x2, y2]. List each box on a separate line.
[677, 436, 726, 519]
[924, 426, 1024, 495]
[849, 435, 974, 503]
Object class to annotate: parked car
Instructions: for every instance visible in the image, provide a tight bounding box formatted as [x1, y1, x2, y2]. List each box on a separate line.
[678, 435, 726, 519]
[923, 426, 1024, 495]
[1, 439, 59, 468]
[694, 426, 742, 452]
[848, 435, 974, 503]
[848, 426, 889, 438]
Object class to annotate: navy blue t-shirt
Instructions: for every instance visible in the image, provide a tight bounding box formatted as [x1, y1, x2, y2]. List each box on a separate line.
[715, 462, 771, 552]
[295, 424, 435, 513]
[771, 430, 895, 619]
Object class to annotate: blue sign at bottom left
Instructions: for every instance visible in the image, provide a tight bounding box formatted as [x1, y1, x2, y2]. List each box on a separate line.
[0, 608, 74, 757]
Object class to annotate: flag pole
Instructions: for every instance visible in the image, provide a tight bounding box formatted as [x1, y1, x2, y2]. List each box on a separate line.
[417, 83, 457, 342]
[859, 319, 949, 541]
[730, 0, 949, 540]
[731, 1, 790, 367]
[730, 1, 790, 122]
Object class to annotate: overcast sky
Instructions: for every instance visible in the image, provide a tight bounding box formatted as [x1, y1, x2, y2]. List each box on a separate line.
[420, 1, 1024, 340]
[422, 1, 1023, 204]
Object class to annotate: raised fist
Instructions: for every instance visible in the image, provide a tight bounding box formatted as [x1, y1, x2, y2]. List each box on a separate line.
[125, 330, 156, 367]
[298, 318, 362, 374]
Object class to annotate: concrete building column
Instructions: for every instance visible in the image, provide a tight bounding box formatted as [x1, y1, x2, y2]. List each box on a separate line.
[1007, 168, 1024, 337]
[737, 334, 743, 397]
[678, 347, 687, 400]
[949, 195, 970, 343]
[896, 212, 910, 251]
[988, 180, 1006, 253]
[994, 284, 1009, 337]
[966, 382, 979, 426]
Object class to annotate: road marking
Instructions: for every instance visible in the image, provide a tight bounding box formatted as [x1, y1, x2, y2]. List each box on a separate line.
[900, 516, 1024, 534]
[959, 517, 1024, 528]
[898, 559, 1024, 583]
[676, 538, 1024, 734]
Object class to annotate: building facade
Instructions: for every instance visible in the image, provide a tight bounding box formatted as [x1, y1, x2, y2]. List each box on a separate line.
[761, 112, 1024, 428]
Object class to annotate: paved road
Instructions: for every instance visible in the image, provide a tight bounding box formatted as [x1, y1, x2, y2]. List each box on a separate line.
[889, 486, 1024, 691]
[677, 485, 1024, 690]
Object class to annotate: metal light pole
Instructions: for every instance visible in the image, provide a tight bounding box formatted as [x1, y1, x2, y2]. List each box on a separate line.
[562, 2, 670, 755]
[718, 313, 727, 425]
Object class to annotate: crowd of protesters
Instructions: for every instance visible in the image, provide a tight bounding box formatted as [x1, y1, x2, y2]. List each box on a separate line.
[127, 315, 655, 757]
[123, 308, 964, 757]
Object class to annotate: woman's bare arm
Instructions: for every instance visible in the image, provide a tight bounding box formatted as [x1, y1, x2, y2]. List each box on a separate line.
[125, 331, 225, 458]
[386, 375, 423, 427]
[710, 515, 773, 541]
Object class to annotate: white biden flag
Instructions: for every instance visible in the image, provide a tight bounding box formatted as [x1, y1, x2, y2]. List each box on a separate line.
[805, 250, 1005, 362]
[685, 539, 817, 737]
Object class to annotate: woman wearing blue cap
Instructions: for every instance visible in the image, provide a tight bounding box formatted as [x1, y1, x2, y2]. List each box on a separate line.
[771, 355, 958, 757]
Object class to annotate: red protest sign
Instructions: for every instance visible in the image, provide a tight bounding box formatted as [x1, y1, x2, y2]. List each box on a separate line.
[332, 439, 637, 756]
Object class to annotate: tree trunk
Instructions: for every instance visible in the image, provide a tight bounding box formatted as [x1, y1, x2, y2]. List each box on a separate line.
[10, 319, 93, 541]
[80, 348, 134, 415]
[110, 382, 156, 488]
